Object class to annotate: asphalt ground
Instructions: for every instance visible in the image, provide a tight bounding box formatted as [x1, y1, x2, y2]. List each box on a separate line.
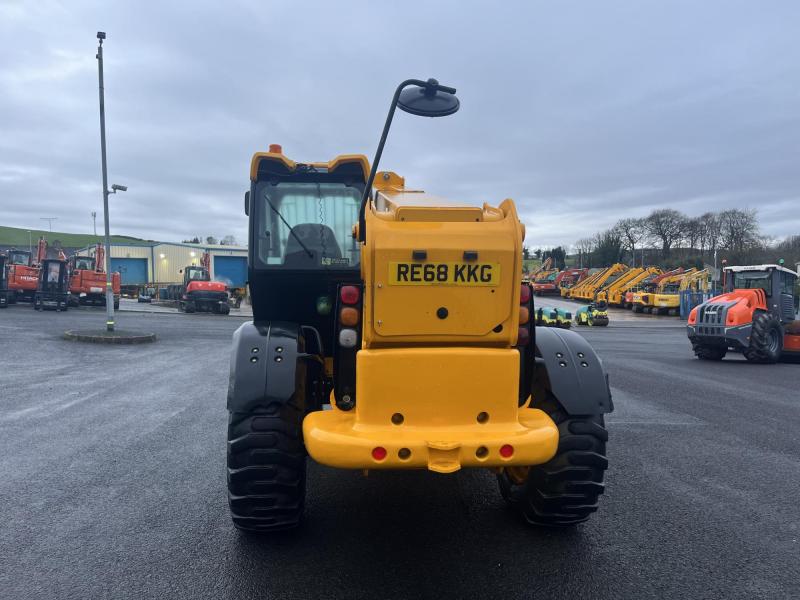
[0, 304, 798, 599]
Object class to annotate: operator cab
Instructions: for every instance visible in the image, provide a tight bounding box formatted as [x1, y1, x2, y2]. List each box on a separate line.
[8, 250, 31, 266]
[71, 256, 95, 271]
[725, 264, 797, 322]
[184, 266, 210, 283]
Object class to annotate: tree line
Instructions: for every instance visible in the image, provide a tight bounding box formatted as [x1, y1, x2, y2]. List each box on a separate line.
[181, 235, 239, 246]
[572, 208, 799, 270]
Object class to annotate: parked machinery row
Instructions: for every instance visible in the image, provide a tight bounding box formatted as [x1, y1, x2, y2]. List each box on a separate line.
[0, 239, 120, 311]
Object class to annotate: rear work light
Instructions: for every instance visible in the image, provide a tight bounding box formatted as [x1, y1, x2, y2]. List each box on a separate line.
[520, 284, 531, 305]
[340, 285, 360, 305]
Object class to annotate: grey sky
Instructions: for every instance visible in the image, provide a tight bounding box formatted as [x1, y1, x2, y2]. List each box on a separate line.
[1, 0, 798, 249]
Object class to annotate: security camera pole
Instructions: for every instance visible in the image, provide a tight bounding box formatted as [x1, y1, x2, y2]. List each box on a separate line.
[96, 32, 127, 331]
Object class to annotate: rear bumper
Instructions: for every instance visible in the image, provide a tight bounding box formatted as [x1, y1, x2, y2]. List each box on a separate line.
[186, 291, 227, 303]
[303, 347, 559, 472]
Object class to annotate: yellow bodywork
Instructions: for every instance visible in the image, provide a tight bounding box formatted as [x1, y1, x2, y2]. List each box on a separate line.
[650, 269, 709, 313]
[301, 168, 556, 471]
[633, 268, 697, 311]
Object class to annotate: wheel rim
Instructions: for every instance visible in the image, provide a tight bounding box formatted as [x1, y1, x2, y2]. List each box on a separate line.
[768, 328, 780, 353]
[503, 465, 529, 485]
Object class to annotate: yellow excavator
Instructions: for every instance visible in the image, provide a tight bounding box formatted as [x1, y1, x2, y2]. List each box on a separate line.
[571, 263, 628, 302]
[603, 266, 661, 307]
[526, 256, 555, 283]
[651, 268, 709, 316]
[632, 268, 697, 313]
[561, 268, 601, 298]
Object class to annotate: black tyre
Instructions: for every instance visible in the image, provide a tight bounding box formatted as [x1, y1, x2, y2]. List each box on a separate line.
[227, 407, 306, 532]
[114, 299, 119, 310]
[498, 392, 608, 526]
[632, 304, 642, 313]
[219, 302, 230, 315]
[744, 312, 782, 364]
[184, 301, 195, 314]
[691, 338, 727, 360]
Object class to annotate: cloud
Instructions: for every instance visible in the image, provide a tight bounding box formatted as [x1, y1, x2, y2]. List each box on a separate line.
[1, 0, 799, 249]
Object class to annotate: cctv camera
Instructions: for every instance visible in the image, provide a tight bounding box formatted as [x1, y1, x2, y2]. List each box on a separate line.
[111, 184, 127, 192]
[97, 32, 106, 40]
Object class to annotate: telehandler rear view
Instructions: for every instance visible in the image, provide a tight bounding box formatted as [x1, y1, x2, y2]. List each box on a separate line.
[227, 79, 613, 532]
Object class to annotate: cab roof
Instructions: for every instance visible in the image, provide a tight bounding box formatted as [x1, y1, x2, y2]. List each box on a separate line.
[250, 151, 370, 183]
[725, 264, 797, 276]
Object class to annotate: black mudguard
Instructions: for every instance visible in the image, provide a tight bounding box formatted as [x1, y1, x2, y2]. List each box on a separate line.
[533, 326, 613, 415]
[227, 321, 313, 414]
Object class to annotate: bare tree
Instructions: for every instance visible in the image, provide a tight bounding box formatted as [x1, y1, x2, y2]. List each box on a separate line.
[220, 235, 238, 246]
[683, 217, 702, 255]
[645, 209, 685, 258]
[616, 218, 646, 265]
[593, 228, 624, 266]
[575, 237, 595, 268]
[698, 212, 721, 258]
[718, 208, 760, 258]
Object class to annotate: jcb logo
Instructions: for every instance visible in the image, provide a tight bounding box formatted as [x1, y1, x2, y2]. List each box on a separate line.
[389, 262, 500, 286]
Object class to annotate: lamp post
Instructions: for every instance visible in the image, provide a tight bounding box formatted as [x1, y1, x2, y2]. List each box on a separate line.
[96, 31, 127, 331]
[26, 230, 31, 254]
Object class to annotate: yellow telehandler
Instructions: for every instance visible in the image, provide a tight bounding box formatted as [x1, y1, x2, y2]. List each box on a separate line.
[227, 79, 613, 532]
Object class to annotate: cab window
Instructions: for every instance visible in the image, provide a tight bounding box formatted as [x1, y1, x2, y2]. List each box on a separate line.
[733, 271, 771, 295]
[781, 272, 796, 295]
[255, 181, 360, 269]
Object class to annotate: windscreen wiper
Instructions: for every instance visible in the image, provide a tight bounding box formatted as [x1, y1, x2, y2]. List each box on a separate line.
[264, 194, 313, 259]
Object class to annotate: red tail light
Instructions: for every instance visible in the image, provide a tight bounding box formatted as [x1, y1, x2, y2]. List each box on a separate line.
[499, 444, 514, 458]
[520, 284, 531, 304]
[371, 446, 387, 461]
[340, 285, 360, 305]
[517, 327, 530, 347]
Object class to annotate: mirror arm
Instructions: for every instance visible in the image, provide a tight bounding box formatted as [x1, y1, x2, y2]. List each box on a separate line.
[358, 79, 426, 243]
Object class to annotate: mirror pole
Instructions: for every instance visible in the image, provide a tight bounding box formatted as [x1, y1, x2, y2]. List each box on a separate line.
[358, 79, 424, 243]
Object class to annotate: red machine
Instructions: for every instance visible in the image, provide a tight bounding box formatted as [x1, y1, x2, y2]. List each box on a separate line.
[5, 239, 48, 303]
[68, 243, 121, 308]
[173, 252, 230, 314]
[533, 268, 588, 296]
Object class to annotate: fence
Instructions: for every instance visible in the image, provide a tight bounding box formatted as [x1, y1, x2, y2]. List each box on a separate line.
[680, 291, 711, 319]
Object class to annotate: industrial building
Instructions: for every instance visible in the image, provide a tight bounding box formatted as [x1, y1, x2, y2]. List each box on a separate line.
[76, 241, 248, 288]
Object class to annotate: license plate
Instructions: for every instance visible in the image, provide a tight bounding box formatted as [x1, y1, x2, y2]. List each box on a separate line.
[388, 262, 500, 286]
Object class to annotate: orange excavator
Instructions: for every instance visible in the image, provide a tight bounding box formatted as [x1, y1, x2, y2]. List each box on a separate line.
[532, 267, 588, 296]
[688, 263, 799, 363]
[174, 252, 230, 314]
[68, 243, 121, 309]
[5, 238, 49, 303]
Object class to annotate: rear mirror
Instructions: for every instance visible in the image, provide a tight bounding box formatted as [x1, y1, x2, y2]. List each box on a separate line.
[244, 191, 250, 216]
[397, 80, 460, 118]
